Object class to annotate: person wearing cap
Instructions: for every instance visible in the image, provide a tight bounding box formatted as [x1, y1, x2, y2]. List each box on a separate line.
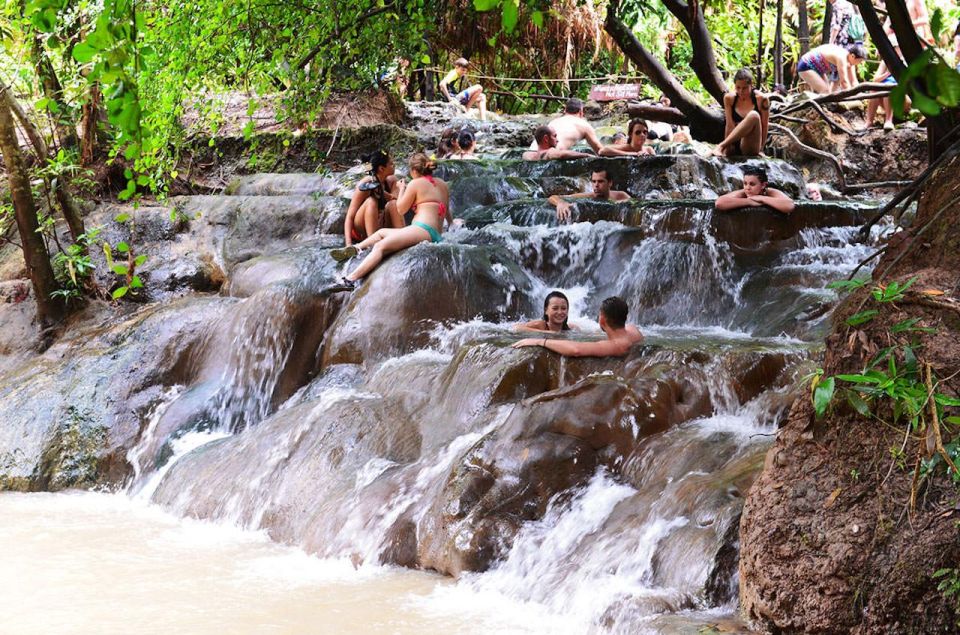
[440, 58, 487, 121]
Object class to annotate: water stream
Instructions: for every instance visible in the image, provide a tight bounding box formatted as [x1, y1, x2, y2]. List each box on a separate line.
[0, 144, 888, 632]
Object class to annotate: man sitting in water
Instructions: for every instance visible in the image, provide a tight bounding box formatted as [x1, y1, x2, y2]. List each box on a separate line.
[714, 166, 795, 214]
[522, 126, 593, 161]
[440, 58, 487, 122]
[547, 168, 630, 222]
[512, 296, 643, 357]
[541, 97, 606, 153]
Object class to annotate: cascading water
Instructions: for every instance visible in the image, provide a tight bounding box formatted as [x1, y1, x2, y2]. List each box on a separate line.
[0, 142, 888, 632]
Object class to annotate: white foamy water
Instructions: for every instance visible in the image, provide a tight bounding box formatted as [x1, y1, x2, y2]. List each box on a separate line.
[0, 491, 549, 635]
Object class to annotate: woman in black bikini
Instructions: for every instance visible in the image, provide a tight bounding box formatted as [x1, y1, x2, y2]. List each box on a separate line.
[713, 69, 770, 157]
[343, 149, 402, 247]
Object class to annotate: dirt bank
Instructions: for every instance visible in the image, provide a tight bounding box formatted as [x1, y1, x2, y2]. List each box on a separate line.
[739, 150, 960, 633]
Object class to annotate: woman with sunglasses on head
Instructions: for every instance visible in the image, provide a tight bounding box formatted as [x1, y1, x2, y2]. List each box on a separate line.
[343, 149, 403, 247]
[600, 119, 655, 156]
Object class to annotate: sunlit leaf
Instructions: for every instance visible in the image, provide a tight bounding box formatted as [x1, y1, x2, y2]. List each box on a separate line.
[814, 377, 835, 419]
[846, 310, 878, 326]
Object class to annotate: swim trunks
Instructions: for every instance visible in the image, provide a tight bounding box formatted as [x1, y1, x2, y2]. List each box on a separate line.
[412, 220, 442, 243]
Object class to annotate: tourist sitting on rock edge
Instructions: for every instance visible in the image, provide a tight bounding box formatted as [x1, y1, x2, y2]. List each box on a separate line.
[326, 153, 453, 292]
[343, 149, 403, 247]
[715, 166, 795, 214]
[522, 125, 593, 161]
[515, 290, 580, 333]
[541, 97, 606, 153]
[712, 68, 770, 158]
[796, 43, 867, 95]
[547, 168, 631, 223]
[439, 58, 487, 122]
[449, 129, 479, 160]
[601, 118, 655, 157]
[512, 296, 643, 358]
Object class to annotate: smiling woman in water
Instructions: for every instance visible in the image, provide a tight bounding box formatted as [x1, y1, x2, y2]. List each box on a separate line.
[515, 291, 580, 333]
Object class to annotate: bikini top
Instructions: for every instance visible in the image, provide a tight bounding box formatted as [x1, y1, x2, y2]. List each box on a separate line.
[731, 90, 759, 123]
[411, 175, 447, 218]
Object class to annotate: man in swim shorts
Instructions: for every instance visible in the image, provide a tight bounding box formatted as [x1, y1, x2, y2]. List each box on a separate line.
[440, 58, 487, 121]
[547, 168, 631, 222]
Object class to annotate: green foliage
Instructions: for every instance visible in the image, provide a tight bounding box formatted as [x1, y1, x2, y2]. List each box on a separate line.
[51, 227, 101, 303]
[933, 568, 960, 627]
[891, 49, 960, 118]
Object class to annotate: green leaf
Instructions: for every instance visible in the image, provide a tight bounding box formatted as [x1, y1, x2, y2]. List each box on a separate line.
[112, 264, 129, 276]
[836, 374, 883, 384]
[912, 90, 942, 117]
[814, 377, 835, 419]
[115, 241, 129, 253]
[846, 391, 871, 417]
[945, 416, 960, 426]
[846, 309, 878, 326]
[531, 10, 544, 28]
[72, 42, 98, 63]
[473, 0, 498, 10]
[934, 394, 960, 407]
[114, 212, 130, 223]
[890, 317, 921, 333]
[827, 278, 868, 292]
[134, 254, 147, 267]
[208, 138, 216, 147]
[130, 275, 144, 289]
[930, 8, 943, 42]
[112, 286, 129, 299]
[421, 54, 431, 64]
[502, 0, 519, 34]
[933, 64, 960, 108]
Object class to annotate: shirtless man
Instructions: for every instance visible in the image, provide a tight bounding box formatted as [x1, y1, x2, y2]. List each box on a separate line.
[522, 125, 593, 161]
[544, 98, 605, 152]
[547, 169, 631, 222]
[512, 296, 643, 358]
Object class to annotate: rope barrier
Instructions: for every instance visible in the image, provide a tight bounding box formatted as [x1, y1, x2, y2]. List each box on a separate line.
[413, 67, 643, 84]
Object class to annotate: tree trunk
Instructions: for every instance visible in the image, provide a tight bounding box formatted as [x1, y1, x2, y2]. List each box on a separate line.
[822, 1, 833, 44]
[855, 0, 905, 77]
[0, 89, 65, 330]
[756, 0, 766, 85]
[30, 37, 77, 150]
[661, 0, 727, 104]
[798, 0, 811, 56]
[773, 0, 784, 89]
[605, 0, 724, 141]
[80, 84, 102, 166]
[4, 86, 86, 242]
[883, 0, 924, 64]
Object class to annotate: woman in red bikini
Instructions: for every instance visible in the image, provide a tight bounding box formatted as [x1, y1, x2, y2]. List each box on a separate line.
[328, 153, 454, 291]
[342, 149, 402, 247]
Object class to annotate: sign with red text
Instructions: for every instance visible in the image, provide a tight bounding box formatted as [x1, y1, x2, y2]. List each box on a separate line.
[588, 84, 640, 102]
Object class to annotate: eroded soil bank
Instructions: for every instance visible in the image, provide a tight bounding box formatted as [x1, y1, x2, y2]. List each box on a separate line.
[740, 151, 960, 633]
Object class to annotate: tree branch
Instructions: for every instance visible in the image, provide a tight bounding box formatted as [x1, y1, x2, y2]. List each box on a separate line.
[661, 0, 727, 103]
[626, 102, 688, 125]
[769, 123, 847, 190]
[605, 0, 723, 141]
[295, 2, 397, 71]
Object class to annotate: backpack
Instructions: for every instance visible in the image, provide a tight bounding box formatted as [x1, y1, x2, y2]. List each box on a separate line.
[848, 12, 866, 42]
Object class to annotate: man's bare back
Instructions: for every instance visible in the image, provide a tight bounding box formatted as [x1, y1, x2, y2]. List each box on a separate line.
[549, 114, 603, 152]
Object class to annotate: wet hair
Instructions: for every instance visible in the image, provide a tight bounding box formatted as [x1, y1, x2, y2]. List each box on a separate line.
[365, 149, 391, 176]
[611, 131, 627, 143]
[542, 291, 571, 331]
[591, 168, 612, 183]
[436, 128, 458, 158]
[627, 118, 649, 141]
[457, 129, 475, 151]
[600, 296, 628, 329]
[454, 57, 469, 68]
[533, 125, 554, 144]
[846, 42, 867, 60]
[564, 97, 584, 114]
[733, 68, 754, 84]
[742, 166, 768, 184]
[409, 152, 436, 175]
